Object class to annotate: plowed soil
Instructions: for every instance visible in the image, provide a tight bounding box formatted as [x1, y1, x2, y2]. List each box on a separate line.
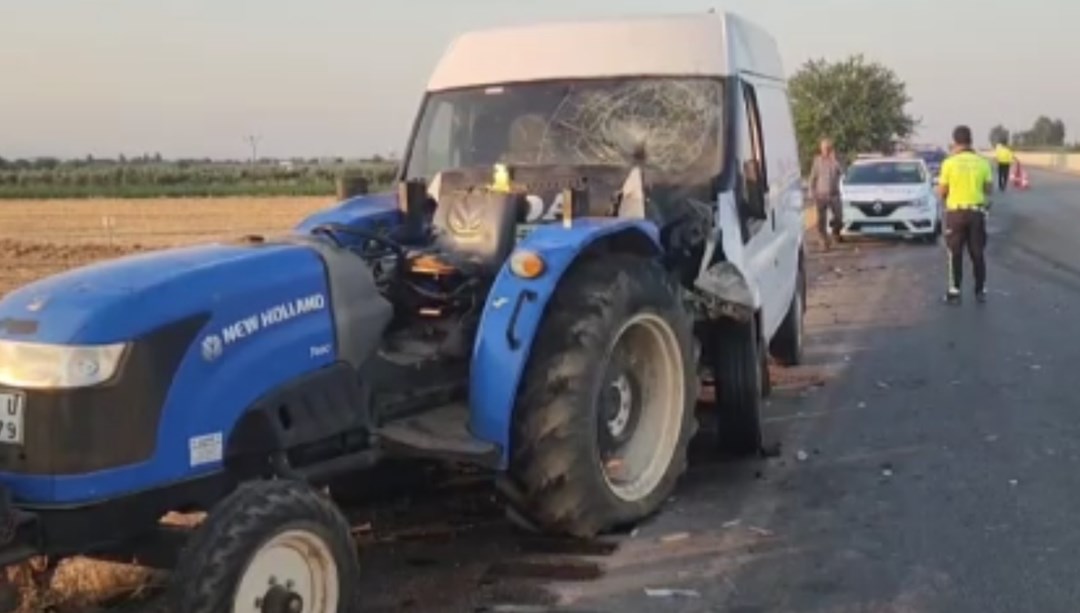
[0, 197, 332, 295]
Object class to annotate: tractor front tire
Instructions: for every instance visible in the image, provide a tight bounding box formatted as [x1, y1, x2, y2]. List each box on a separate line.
[713, 316, 766, 456]
[504, 255, 697, 538]
[168, 480, 359, 613]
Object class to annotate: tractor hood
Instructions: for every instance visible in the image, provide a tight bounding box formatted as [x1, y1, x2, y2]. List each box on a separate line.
[0, 240, 327, 345]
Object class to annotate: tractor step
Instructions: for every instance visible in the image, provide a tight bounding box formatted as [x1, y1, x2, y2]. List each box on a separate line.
[377, 402, 501, 468]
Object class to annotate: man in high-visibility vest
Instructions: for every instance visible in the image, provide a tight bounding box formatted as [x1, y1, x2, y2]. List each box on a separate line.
[994, 141, 1016, 192]
[937, 125, 994, 304]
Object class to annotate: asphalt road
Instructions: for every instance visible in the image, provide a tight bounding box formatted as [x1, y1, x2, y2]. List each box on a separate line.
[563, 168, 1080, 613]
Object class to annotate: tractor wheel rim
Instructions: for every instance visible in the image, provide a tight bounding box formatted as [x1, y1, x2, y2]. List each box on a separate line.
[599, 313, 685, 503]
[602, 373, 639, 444]
[234, 529, 340, 613]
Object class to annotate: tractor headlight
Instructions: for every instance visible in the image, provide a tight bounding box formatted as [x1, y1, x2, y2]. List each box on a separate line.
[0, 340, 128, 389]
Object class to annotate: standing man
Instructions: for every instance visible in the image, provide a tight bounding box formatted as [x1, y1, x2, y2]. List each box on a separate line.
[937, 125, 994, 304]
[994, 140, 1015, 192]
[808, 138, 845, 249]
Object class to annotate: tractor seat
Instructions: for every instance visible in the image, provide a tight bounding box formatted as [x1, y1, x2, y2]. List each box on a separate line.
[408, 188, 523, 277]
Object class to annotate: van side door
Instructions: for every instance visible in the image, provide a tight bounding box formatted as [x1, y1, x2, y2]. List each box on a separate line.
[748, 78, 803, 337]
[734, 78, 788, 339]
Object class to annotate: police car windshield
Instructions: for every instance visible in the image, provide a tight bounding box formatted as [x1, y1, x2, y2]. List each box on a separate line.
[844, 161, 926, 185]
[404, 76, 725, 189]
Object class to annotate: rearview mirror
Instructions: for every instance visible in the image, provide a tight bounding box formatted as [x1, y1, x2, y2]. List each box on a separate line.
[741, 159, 767, 220]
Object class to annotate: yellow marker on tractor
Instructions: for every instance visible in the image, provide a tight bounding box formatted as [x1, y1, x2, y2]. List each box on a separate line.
[491, 164, 511, 193]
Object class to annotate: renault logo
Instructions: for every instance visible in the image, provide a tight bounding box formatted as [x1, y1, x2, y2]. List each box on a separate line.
[872, 201, 884, 214]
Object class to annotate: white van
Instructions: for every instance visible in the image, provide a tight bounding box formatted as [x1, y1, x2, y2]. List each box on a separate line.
[394, 12, 804, 534]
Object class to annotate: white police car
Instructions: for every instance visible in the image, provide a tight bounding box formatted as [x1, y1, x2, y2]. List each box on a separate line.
[839, 155, 942, 243]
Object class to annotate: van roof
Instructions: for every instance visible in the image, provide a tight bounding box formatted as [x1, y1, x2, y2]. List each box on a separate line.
[426, 12, 784, 92]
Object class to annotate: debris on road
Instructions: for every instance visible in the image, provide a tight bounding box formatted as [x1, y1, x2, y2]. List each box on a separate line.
[722, 519, 742, 529]
[645, 587, 702, 599]
[659, 532, 691, 544]
[749, 526, 774, 537]
[796, 450, 810, 462]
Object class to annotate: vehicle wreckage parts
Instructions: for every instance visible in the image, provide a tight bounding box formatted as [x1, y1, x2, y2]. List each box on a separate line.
[504, 254, 697, 538]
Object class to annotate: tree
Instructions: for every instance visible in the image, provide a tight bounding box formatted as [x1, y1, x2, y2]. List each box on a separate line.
[989, 125, 1010, 147]
[1012, 116, 1066, 148]
[788, 54, 918, 170]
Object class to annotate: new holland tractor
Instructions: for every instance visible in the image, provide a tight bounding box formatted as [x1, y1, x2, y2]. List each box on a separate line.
[0, 12, 804, 612]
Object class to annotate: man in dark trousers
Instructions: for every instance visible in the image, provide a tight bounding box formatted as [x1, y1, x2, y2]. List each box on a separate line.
[994, 141, 1015, 192]
[936, 125, 994, 304]
[808, 138, 844, 249]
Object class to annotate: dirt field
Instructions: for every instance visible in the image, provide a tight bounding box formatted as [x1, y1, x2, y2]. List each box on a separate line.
[0, 197, 334, 295]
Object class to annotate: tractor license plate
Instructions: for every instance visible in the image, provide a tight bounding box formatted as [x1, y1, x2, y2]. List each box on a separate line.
[0, 392, 25, 445]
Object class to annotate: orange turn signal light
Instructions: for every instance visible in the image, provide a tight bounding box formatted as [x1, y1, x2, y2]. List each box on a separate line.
[509, 250, 545, 279]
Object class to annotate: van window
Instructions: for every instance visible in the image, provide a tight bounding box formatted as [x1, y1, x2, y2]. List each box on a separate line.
[415, 100, 460, 173]
[741, 82, 769, 191]
[753, 84, 797, 187]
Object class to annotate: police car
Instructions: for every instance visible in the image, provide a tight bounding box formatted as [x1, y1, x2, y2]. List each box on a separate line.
[911, 146, 947, 184]
[839, 154, 943, 243]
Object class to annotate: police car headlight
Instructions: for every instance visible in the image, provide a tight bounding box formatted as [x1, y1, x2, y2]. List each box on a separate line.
[0, 340, 129, 389]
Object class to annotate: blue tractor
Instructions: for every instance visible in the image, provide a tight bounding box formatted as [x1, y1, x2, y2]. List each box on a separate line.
[0, 13, 806, 612]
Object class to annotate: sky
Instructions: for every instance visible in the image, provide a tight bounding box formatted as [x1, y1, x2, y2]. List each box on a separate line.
[2, 0, 1077, 159]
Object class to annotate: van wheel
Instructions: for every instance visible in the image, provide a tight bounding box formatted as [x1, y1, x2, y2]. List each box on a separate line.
[504, 255, 697, 538]
[712, 316, 765, 456]
[770, 263, 806, 366]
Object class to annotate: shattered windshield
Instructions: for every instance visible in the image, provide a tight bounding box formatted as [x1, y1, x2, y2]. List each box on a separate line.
[404, 77, 725, 191]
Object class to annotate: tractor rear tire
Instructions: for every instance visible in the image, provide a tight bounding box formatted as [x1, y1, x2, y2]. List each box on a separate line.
[504, 254, 697, 538]
[712, 316, 766, 456]
[769, 259, 806, 366]
[168, 479, 359, 613]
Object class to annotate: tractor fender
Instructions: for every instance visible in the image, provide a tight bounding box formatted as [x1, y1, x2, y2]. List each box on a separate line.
[468, 218, 662, 468]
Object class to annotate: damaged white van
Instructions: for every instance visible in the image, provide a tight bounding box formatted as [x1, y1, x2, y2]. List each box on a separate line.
[373, 11, 806, 534]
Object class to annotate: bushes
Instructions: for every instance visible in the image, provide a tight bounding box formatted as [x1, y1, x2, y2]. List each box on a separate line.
[0, 159, 399, 199]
